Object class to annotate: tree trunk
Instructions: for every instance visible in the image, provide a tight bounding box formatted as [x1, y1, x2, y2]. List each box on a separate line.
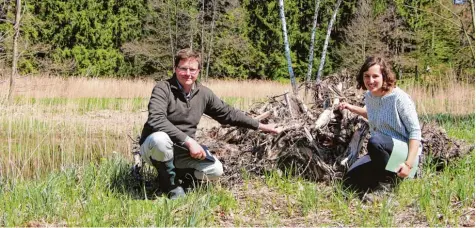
[205, 0, 216, 82]
[200, 0, 205, 80]
[471, 0, 476, 60]
[167, 0, 175, 70]
[189, 28, 194, 49]
[174, 0, 178, 53]
[415, 65, 418, 81]
[278, 0, 297, 95]
[470, 0, 475, 35]
[189, 3, 197, 50]
[305, 0, 321, 96]
[8, 0, 21, 103]
[316, 0, 342, 83]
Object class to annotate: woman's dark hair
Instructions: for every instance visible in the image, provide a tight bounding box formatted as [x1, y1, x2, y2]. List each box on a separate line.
[174, 48, 201, 68]
[356, 56, 396, 91]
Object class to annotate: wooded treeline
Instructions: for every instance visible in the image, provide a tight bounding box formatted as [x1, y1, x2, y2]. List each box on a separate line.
[0, 0, 473, 82]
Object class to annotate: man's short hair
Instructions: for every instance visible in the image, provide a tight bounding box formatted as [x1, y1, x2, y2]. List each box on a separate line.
[174, 48, 201, 68]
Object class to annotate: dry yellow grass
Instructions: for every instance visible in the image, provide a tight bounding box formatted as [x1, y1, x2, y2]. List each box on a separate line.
[0, 76, 292, 99]
[0, 75, 473, 115]
[405, 83, 475, 115]
[204, 79, 293, 99]
[0, 75, 155, 98]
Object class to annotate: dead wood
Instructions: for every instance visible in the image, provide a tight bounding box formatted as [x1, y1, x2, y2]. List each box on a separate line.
[130, 70, 473, 186]
[418, 122, 474, 171]
[194, 70, 473, 185]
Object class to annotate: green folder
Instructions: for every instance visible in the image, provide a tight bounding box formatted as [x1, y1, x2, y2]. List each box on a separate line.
[385, 138, 419, 179]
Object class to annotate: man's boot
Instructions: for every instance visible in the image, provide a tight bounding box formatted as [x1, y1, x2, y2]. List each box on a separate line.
[151, 159, 185, 200]
[176, 168, 199, 192]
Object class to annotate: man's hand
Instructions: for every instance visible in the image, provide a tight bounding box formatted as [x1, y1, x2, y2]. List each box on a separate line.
[184, 137, 206, 160]
[258, 123, 282, 134]
[397, 163, 410, 178]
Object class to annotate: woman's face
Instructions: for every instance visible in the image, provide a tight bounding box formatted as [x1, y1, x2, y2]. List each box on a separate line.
[363, 64, 385, 96]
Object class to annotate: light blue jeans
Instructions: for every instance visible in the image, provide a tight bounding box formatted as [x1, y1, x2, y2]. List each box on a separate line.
[140, 132, 223, 180]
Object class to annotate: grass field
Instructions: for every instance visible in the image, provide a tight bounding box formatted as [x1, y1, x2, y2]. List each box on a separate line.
[0, 76, 474, 226]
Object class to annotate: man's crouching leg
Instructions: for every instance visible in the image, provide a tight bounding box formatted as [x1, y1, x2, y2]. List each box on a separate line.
[193, 160, 224, 181]
[175, 151, 223, 190]
[140, 132, 185, 200]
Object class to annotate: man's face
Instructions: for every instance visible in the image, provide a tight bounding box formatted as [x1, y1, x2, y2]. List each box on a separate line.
[176, 58, 200, 88]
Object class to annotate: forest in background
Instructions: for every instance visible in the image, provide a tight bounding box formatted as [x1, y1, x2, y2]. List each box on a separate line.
[0, 0, 474, 83]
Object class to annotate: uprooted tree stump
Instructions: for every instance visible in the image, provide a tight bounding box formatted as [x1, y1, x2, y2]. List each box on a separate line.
[130, 70, 473, 186]
[194, 71, 473, 185]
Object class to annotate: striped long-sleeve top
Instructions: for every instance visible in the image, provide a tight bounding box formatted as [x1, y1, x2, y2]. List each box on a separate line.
[365, 87, 421, 142]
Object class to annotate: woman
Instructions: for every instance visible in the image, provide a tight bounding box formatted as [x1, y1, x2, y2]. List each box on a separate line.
[340, 56, 422, 192]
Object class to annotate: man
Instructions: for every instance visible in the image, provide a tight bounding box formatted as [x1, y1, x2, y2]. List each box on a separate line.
[138, 48, 280, 199]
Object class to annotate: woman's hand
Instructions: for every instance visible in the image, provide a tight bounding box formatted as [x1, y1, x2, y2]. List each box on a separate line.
[338, 102, 368, 118]
[339, 102, 367, 119]
[338, 102, 352, 111]
[397, 163, 411, 178]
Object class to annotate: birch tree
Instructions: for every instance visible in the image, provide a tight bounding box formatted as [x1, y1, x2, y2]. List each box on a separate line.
[204, 0, 217, 82]
[167, 0, 175, 70]
[0, 0, 11, 67]
[316, 0, 342, 83]
[8, 0, 20, 102]
[305, 0, 321, 95]
[278, 0, 296, 94]
[200, 0, 205, 80]
[470, 0, 475, 32]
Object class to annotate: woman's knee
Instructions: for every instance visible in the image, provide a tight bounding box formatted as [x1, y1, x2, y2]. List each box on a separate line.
[368, 135, 384, 147]
[367, 134, 389, 155]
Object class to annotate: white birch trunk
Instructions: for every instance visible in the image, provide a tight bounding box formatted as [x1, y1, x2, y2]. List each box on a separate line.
[316, 0, 342, 83]
[278, 0, 297, 95]
[305, 0, 321, 85]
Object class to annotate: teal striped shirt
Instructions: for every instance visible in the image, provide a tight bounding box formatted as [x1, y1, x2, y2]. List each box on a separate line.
[365, 87, 421, 142]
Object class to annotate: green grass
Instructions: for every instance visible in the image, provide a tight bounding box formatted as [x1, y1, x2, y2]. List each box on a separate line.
[395, 151, 475, 226]
[12, 97, 148, 113]
[1, 96, 473, 226]
[1, 155, 472, 227]
[421, 113, 474, 142]
[0, 156, 238, 226]
[0, 117, 130, 179]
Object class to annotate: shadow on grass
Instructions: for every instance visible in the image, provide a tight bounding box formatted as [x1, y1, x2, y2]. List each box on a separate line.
[107, 161, 165, 200]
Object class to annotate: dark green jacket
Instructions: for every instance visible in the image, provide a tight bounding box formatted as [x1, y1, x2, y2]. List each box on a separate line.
[139, 76, 259, 145]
